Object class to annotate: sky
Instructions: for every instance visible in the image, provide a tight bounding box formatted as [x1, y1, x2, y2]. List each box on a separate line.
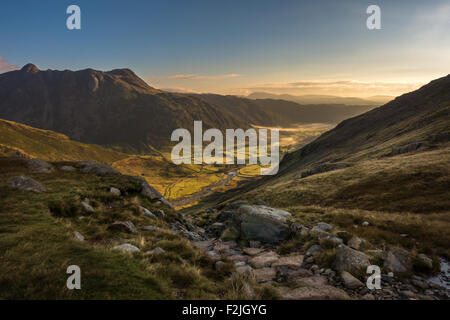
[1, 0, 450, 97]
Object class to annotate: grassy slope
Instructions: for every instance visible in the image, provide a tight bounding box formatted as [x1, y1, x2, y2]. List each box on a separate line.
[0, 158, 236, 299]
[0, 118, 127, 163]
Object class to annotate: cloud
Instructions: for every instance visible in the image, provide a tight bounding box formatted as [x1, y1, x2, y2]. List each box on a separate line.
[0, 57, 19, 73]
[245, 80, 423, 97]
[167, 73, 241, 80]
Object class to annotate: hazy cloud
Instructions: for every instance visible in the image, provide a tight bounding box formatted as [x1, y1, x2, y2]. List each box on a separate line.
[0, 56, 19, 73]
[167, 73, 240, 80]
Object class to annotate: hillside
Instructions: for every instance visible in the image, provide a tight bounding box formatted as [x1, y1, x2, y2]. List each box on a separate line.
[247, 92, 392, 106]
[0, 118, 127, 163]
[195, 93, 376, 125]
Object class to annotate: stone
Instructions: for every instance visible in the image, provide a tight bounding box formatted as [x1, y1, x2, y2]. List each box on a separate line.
[235, 265, 253, 275]
[348, 237, 363, 250]
[60, 165, 76, 172]
[400, 290, 416, 299]
[416, 253, 433, 271]
[140, 206, 156, 218]
[362, 293, 376, 300]
[320, 235, 343, 247]
[110, 187, 121, 196]
[73, 231, 85, 242]
[411, 279, 429, 290]
[248, 251, 279, 269]
[235, 205, 292, 243]
[283, 268, 314, 281]
[8, 176, 46, 193]
[382, 247, 413, 273]
[295, 275, 328, 287]
[114, 243, 140, 253]
[272, 255, 304, 269]
[146, 247, 165, 256]
[81, 199, 94, 213]
[362, 221, 370, 227]
[141, 225, 161, 232]
[216, 210, 234, 222]
[79, 161, 119, 175]
[206, 250, 221, 260]
[27, 159, 53, 173]
[253, 268, 277, 283]
[340, 271, 364, 289]
[243, 247, 264, 256]
[191, 240, 214, 250]
[229, 255, 248, 263]
[108, 221, 138, 234]
[306, 244, 323, 256]
[334, 245, 371, 276]
[279, 285, 349, 300]
[314, 222, 333, 232]
[214, 242, 231, 254]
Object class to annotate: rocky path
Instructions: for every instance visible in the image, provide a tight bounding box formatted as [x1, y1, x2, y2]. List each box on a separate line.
[172, 200, 450, 300]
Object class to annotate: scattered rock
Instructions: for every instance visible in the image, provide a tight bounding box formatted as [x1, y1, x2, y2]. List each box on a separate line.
[79, 161, 119, 175]
[191, 240, 214, 251]
[27, 159, 53, 173]
[110, 187, 121, 196]
[382, 247, 413, 273]
[272, 255, 304, 269]
[235, 265, 253, 275]
[320, 235, 343, 247]
[206, 250, 221, 260]
[253, 268, 277, 283]
[348, 237, 363, 250]
[243, 247, 264, 256]
[362, 221, 370, 227]
[114, 243, 140, 253]
[108, 221, 138, 234]
[416, 253, 433, 271]
[279, 284, 349, 300]
[314, 222, 333, 232]
[362, 293, 376, 300]
[73, 231, 85, 242]
[340, 271, 364, 289]
[8, 175, 46, 193]
[60, 165, 76, 172]
[282, 268, 313, 281]
[141, 225, 162, 232]
[81, 199, 94, 213]
[248, 251, 279, 268]
[295, 275, 328, 287]
[334, 245, 371, 276]
[306, 244, 323, 256]
[146, 247, 165, 256]
[400, 290, 416, 299]
[140, 206, 156, 218]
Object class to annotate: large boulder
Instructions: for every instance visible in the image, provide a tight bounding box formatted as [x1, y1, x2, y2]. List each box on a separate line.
[8, 176, 46, 193]
[108, 221, 138, 234]
[234, 205, 293, 243]
[381, 247, 413, 273]
[340, 271, 364, 289]
[334, 245, 371, 276]
[27, 159, 53, 173]
[79, 161, 119, 175]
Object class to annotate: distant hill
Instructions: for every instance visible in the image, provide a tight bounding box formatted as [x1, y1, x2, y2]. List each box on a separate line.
[247, 92, 393, 106]
[0, 64, 248, 153]
[193, 94, 376, 125]
[0, 118, 127, 163]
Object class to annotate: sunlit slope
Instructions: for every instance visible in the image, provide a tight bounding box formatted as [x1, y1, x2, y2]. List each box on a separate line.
[0, 118, 127, 163]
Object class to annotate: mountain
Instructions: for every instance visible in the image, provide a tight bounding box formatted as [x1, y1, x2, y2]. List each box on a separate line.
[0, 118, 127, 163]
[247, 92, 392, 106]
[192, 94, 376, 125]
[0, 64, 248, 153]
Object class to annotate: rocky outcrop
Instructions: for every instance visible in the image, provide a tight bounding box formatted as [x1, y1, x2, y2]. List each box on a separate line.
[27, 159, 53, 173]
[8, 175, 46, 193]
[334, 245, 371, 276]
[79, 161, 119, 176]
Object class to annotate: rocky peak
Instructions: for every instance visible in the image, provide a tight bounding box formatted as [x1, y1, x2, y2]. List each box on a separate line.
[21, 63, 39, 73]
